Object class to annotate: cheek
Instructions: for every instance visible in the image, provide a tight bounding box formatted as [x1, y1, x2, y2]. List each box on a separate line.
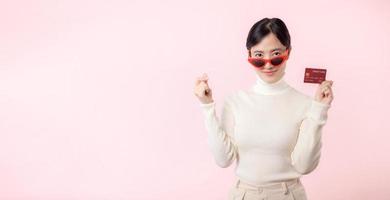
[275, 65, 286, 76]
[277, 64, 286, 72]
[282, 62, 287, 69]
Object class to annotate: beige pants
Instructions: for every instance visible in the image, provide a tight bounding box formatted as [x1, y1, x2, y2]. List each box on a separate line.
[228, 178, 308, 200]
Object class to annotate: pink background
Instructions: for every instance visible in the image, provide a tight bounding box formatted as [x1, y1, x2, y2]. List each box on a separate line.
[1, 0, 389, 199]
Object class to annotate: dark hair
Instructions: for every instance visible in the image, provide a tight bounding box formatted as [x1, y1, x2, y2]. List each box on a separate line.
[246, 18, 291, 57]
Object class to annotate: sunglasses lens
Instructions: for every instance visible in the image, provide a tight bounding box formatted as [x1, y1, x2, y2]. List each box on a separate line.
[249, 59, 265, 68]
[271, 57, 284, 66]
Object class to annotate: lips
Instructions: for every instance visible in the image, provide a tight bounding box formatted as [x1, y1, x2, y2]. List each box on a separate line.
[263, 70, 277, 73]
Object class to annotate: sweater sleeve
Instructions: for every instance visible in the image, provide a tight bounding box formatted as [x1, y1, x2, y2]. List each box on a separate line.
[291, 99, 331, 175]
[199, 97, 238, 168]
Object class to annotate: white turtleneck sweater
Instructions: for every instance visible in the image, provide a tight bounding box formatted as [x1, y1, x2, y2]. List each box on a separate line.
[199, 74, 331, 186]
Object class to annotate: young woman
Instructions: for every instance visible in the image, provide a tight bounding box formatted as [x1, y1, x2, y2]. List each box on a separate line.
[193, 18, 334, 200]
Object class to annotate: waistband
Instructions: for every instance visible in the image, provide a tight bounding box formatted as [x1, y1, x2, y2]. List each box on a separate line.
[234, 178, 301, 195]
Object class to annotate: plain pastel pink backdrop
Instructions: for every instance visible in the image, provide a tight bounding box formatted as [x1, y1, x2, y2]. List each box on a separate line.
[1, 0, 389, 199]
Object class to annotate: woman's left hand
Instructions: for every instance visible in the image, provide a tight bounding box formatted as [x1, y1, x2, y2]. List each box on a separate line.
[314, 80, 334, 106]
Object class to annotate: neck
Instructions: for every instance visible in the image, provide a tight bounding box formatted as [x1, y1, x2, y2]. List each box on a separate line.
[252, 73, 291, 95]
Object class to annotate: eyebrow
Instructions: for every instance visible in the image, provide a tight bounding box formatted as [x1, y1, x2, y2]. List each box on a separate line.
[253, 48, 283, 53]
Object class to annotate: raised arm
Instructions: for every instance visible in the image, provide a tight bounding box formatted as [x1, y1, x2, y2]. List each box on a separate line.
[291, 99, 331, 174]
[200, 97, 238, 168]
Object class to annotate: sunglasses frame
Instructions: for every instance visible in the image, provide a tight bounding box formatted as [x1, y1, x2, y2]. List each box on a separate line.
[247, 49, 290, 69]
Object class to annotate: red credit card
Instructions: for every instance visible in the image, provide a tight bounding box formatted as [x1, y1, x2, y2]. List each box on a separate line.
[304, 68, 326, 84]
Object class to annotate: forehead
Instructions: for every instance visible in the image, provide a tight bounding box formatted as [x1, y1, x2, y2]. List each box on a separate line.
[251, 33, 285, 52]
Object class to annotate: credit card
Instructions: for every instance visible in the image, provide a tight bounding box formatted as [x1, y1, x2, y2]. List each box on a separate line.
[304, 68, 326, 84]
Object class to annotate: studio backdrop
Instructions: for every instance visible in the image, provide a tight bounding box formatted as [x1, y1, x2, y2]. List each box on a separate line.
[0, 0, 389, 199]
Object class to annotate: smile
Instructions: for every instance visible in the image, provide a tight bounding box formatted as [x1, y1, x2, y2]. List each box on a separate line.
[263, 70, 277, 74]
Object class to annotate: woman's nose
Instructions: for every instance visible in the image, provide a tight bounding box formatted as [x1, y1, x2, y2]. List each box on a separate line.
[263, 62, 274, 70]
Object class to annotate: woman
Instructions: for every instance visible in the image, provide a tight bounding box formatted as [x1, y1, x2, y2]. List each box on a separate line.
[193, 18, 334, 200]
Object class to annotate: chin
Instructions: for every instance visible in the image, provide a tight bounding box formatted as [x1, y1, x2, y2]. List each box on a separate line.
[260, 73, 280, 82]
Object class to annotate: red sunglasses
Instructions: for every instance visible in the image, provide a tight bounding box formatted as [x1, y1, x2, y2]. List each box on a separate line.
[248, 49, 290, 69]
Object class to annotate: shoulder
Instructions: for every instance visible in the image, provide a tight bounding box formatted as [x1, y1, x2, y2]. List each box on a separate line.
[285, 86, 317, 119]
[222, 91, 238, 106]
[221, 89, 248, 113]
[223, 89, 250, 105]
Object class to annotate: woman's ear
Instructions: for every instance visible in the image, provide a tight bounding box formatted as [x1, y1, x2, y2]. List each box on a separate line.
[288, 46, 292, 57]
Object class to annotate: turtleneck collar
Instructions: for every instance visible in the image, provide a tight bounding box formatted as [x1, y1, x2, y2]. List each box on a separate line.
[252, 73, 291, 95]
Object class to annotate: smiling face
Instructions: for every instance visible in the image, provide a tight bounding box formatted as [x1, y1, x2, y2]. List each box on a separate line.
[249, 33, 291, 84]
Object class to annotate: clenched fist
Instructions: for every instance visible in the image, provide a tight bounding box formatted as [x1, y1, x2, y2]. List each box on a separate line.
[315, 80, 334, 105]
[194, 73, 214, 104]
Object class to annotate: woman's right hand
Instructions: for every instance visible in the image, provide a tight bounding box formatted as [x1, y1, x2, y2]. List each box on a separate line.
[194, 73, 214, 104]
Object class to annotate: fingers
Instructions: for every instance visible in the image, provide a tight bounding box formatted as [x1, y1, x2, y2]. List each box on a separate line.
[320, 80, 334, 97]
[194, 83, 207, 97]
[197, 83, 211, 97]
[195, 79, 201, 85]
[195, 73, 209, 86]
[320, 80, 333, 88]
[199, 73, 208, 83]
[327, 88, 333, 98]
[194, 73, 211, 97]
[323, 87, 331, 96]
[320, 80, 333, 91]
